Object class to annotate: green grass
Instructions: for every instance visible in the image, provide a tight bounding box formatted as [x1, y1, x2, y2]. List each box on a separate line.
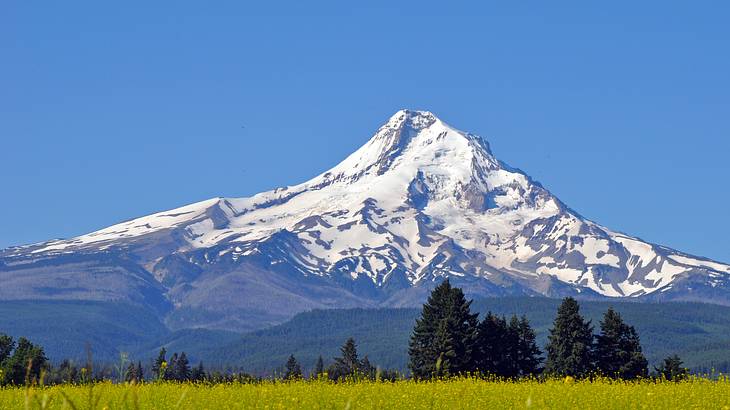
[3, 378, 730, 409]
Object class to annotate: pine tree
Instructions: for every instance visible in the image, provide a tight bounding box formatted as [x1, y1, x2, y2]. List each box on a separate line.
[283, 355, 303, 380]
[360, 356, 375, 380]
[313, 355, 325, 379]
[431, 318, 456, 377]
[595, 308, 648, 379]
[329, 338, 360, 380]
[544, 297, 595, 378]
[0, 334, 13, 364]
[191, 362, 205, 381]
[152, 348, 166, 380]
[125, 361, 138, 382]
[502, 315, 522, 378]
[475, 312, 511, 376]
[136, 361, 144, 382]
[513, 315, 542, 376]
[408, 279, 479, 379]
[167, 353, 179, 381]
[654, 355, 688, 381]
[175, 352, 191, 381]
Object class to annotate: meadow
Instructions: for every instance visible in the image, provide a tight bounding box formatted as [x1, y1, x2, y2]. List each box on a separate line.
[2, 377, 729, 409]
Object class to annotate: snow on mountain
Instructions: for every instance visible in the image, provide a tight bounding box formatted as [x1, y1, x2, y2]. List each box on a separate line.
[2, 110, 729, 330]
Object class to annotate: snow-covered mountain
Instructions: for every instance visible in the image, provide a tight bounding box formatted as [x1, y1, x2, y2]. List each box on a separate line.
[2, 110, 729, 331]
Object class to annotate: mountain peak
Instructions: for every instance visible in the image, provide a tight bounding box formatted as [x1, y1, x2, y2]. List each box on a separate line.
[387, 109, 439, 130]
[7, 110, 730, 320]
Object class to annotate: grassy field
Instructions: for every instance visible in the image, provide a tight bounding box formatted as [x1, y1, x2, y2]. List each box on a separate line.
[2, 378, 729, 409]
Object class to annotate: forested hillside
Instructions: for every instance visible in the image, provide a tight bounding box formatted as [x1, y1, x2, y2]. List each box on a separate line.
[2, 298, 729, 374]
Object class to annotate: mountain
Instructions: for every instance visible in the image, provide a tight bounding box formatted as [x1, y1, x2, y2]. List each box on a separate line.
[2, 110, 729, 333]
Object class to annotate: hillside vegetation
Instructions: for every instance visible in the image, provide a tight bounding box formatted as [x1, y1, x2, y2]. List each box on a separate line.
[1, 297, 730, 373]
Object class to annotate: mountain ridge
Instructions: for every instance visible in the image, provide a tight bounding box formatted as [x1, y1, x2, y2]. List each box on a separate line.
[2, 110, 729, 332]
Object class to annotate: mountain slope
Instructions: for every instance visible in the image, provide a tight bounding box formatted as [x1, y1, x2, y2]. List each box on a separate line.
[2, 110, 729, 331]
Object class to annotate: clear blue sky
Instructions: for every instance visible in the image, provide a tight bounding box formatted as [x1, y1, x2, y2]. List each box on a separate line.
[2, 1, 728, 262]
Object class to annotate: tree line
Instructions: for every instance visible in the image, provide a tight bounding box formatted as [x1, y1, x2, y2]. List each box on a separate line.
[0, 280, 691, 385]
[408, 280, 688, 380]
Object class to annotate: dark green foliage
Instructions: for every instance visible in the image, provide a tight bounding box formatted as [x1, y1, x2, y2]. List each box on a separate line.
[175, 352, 191, 381]
[474, 312, 513, 376]
[152, 348, 166, 380]
[191, 362, 206, 381]
[329, 338, 360, 380]
[167, 353, 178, 380]
[408, 280, 479, 379]
[360, 356, 375, 380]
[46, 359, 81, 384]
[283, 355, 302, 380]
[0, 336, 48, 385]
[0, 334, 13, 364]
[595, 308, 648, 379]
[513, 315, 542, 376]
[205, 308, 417, 374]
[313, 355, 325, 378]
[125, 361, 138, 382]
[654, 354, 688, 381]
[121, 360, 144, 383]
[198, 298, 730, 375]
[326, 338, 377, 381]
[544, 298, 594, 378]
[4, 297, 730, 376]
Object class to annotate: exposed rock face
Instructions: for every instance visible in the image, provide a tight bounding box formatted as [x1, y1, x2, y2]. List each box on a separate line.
[2, 110, 729, 331]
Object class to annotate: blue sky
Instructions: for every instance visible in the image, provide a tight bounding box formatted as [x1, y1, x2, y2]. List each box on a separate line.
[1, 1, 728, 262]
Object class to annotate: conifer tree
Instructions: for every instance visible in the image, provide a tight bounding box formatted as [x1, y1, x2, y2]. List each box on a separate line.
[313, 355, 325, 378]
[513, 315, 542, 376]
[431, 318, 456, 377]
[167, 353, 179, 381]
[595, 308, 648, 379]
[408, 279, 479, 379]
[152, 348, 166, 380]
[0, 334, 13, 364]
[284, 355, 303, 380]
[474, 312, 510, 376]
[125, 361, 138, 382]
[175, 352, 191, 381]
[329, 338, 360, 380]
[544, 297, 594, 378]
[191, 362, 205, 381]
[360, 356, 375, 380]
[136, 361, 144, 382]
[654, 355, 688, 381]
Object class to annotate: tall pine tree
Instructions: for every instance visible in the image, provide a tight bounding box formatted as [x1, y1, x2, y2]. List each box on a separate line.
[408, 279, 479, 379]
[152, 348, 166, 380]
[136, 361, 144, 382]
[329, 338, 360, 380]
[283, 354, 303, 380]
[166, 353, 179, 381]
[595, 308, 648, 379]
[191, 362, 205, 381]
[474, 312, 510, 376]
[175, 352, 191, 381]
[544, 297, 594, 378]
[513, 315, 542, 376]
[313, 355, 325, 379]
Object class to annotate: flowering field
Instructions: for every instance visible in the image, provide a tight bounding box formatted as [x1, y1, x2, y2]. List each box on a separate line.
[1, 377, 729, 409]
